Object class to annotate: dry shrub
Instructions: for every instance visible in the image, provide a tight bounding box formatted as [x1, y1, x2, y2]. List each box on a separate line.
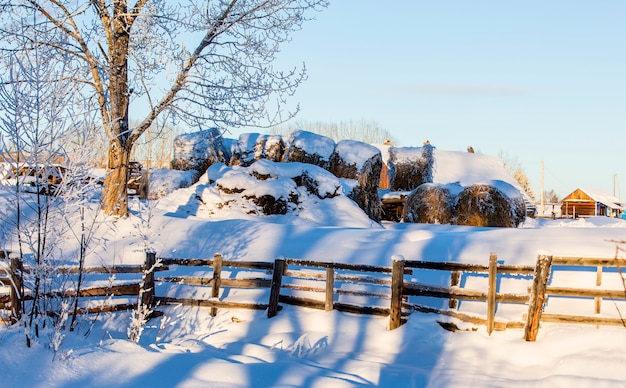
[402, 183, 453, 224]
[453, 184, 525, 227]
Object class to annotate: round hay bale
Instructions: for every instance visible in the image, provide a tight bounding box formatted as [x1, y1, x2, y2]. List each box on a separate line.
[329, 140, 383, 221]
[402, 183, 454, 224]
[388, 144, 434, 191]
[263, 135, 285, 163]
[453, 184, 525, 227]
[171, 128, 230, 178]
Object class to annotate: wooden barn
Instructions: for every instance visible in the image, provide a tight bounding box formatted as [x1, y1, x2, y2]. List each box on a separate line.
[560, 189, 623, 218]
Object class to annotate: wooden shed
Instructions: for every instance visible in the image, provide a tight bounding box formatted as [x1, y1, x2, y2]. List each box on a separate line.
[560, 189, 623, 218]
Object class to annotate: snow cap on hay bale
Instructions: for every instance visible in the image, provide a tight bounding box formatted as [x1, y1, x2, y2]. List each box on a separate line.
[388, 143, 434, 191]
[330, 139, 383, 221]
[171, 128, 230, 180]
[402, 183, 457, 224]
[453, 182, 526, 227]
[283, 130, 335, 170]
[229, 133, 285, 167]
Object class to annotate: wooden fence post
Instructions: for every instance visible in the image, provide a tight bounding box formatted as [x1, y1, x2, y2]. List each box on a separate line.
[210, 253, 223, 317]
[325, 266, 335, 312]
[268, 258, 286, 318]
[524, 253, 553, 342]
[594, 265, 602, 314]
[448, 270, 461, 309]
[389, 257, 405, 330]
[486, 252, 498, 335]
[142, 251, 156, 309]
[9, 253, 23, 324]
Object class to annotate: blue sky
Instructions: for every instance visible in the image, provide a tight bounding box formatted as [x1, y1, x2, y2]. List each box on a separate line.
[240, 1, 626, 200]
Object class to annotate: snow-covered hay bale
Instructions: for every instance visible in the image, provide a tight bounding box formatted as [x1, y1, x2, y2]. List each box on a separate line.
[453, 183, 526, 227]
[171, 128, 230, 177]
[388, 144, 434, 191]
[329, 140, 383, 221]
[146, 169, 197, 200]
[402, 183, 454, 224]
[283, 130, 335, 170]
[229, 133, 286, 167]
[263, 135, 286, 163]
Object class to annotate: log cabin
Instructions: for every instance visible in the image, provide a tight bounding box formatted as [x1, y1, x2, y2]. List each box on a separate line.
[560, 189, 623, 218]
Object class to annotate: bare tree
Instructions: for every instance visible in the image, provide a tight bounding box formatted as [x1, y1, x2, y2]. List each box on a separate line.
[498, 151, 535, 200]
[272, 119, 397, 144]
[0, 0, 327, 216]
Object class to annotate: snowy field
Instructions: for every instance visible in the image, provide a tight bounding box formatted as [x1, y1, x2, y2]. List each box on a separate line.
[0, 163, 625, 387]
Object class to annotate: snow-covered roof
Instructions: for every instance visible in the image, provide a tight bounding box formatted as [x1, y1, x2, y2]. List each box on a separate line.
[569, 189, 623, 210]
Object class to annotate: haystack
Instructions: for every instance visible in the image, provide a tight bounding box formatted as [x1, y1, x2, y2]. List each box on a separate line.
[402, 183, 454, 224]
[388, 143, 434, 191]
[329, 139, 383, 221]
[453, 183, 526, 227]
[262, 135, 286, 163]
[171, 128, 230, 180]
[229, 133, 263, 167]
[282, 130, 335, 170]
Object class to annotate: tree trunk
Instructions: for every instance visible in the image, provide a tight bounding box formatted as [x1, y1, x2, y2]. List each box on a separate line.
[102, 139, 130, 216]
[102, 2, 132, 216]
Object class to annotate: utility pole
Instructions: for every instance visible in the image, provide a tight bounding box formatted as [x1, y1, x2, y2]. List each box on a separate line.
[539, 160, 545, 215]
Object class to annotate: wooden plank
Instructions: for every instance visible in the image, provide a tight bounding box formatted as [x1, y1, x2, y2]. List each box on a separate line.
[389, 258, 405, 330]
[595, 265, 603, 314]
[406, 303, 508, 331]
[551, 257, 626, 267]
[222, 260, 274, 270]
[267, 259, 286, 318]
[334, 302, 389, 317]
[487, 253, 498, 335]
[448, 271, 461, 309]
[545, 287, 626, 299]
[541, 313, 626, 326]
[160, 258, 215, 267]
[156, 297, 268, 310]
[404, 260, 489, 272]
[210, 253, 223, 317]
[158, 276, 271, 289]
[325, 267, 334, 312]
[10, 256, 23, 323]
[404, 283, 487, 300]
[524, 254, 553, 342]
[76, 283, 140, 297]
[142, 252, 156, 309]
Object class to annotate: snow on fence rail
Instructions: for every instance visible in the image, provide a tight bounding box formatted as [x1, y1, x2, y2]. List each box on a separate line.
[1, 251, 624, 341]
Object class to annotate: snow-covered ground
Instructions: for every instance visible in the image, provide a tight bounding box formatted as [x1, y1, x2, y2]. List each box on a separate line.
[1, 161, 625, 387]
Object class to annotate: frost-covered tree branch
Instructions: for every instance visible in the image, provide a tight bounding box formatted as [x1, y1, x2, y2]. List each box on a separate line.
[0, 0, 328, 216]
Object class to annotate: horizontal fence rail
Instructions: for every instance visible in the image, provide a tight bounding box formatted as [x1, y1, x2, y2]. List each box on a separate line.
[1, 251, 624, 341]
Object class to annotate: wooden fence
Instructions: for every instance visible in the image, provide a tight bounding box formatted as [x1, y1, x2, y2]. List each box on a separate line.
[1, 251, 625, 341]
